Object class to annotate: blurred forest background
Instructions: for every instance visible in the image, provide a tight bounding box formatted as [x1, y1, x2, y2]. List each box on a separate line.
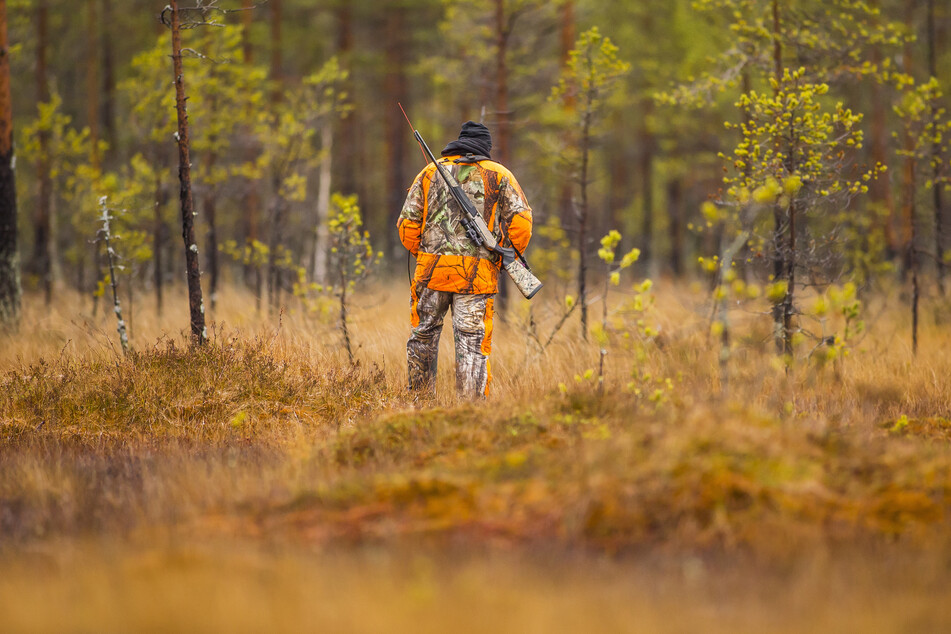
[0, 0, 949, 342]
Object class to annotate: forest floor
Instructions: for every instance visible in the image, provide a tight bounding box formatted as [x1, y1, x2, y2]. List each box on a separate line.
[2, 280, 951, 632]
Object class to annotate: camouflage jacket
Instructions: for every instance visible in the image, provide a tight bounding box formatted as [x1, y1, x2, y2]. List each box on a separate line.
[397, 155, 533, 294]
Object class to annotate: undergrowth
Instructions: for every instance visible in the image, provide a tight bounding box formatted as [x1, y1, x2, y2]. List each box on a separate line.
[1, 328, 950, 554]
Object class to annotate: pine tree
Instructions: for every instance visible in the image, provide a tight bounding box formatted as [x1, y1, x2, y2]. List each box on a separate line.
[0, 0, 18, 327]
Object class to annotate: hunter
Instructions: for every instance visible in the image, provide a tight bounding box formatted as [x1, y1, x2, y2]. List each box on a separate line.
[397, 121, 533, 398]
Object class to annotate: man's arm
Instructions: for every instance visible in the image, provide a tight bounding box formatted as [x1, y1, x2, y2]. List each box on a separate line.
[498, 173, 533, 254]
[397, 166, 432, 257]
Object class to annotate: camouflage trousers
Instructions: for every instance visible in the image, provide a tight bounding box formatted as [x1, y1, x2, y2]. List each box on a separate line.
[407, 287, 494, 398]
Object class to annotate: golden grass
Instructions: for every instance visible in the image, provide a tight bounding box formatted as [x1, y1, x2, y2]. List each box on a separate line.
[2, 539, 951, 633]
[2, 279, 951, 630]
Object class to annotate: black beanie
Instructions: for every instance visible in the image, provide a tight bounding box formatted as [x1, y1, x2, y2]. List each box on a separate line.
[441, 121, 492, 159]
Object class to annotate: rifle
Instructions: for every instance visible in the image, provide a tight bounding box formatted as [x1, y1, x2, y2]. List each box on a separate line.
[399, 104, 543, 300]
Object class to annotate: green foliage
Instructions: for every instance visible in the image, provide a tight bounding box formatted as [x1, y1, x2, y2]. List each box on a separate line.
[894, 77, 951, 189]
[188, 26, 269, 188]
[527, 215, 576, 289]
[120, 35, 178, 146]
[327, 193, 380, 288]
[222, 239, 270, 270]
[19, 90, 110, 270]
[661, 0, 910, 106]
[550, 26, 631, 136]
[722, 68, 882, 215]
[291, 194, 382, 360]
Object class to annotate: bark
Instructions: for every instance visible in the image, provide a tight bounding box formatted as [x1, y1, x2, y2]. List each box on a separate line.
[738, 69, 753, 283]
[240, 0, 261, 301]
[927, 0, 946, 293]
[86, 0, 100, 168]
[783, 200, 797, 357]
[900, 20, 915, 276]
[241, 0, 254, 64]
[903, 7, 919, 353]
[267, 197, 286, 312]
[868, 10, 897, 258]
[910, 159, 919, 354]
[771, 0, 782, 82]
[384, 6, 408, 259]
[340, 269, 353, 363]
[266, 132, 290, 313]
[334, 5, 363, 207]
[270, 0, 282, 103]
[638, 10, 655, 275]
[557, 1, 575, 227]
[265, 0, 284, 312]
[560, 1, 574, 68]
[204, 154, 219, 313]
[153, 165, 164, 316]
[204, 68, 220, 313]
[313, 121, 332, 283]
[34, 1, 52, 304]
[169, 0, 206, 344]
[578, 99, 592, 340]
[494, 0, 511, 165]
[638, 122, 654, 274]
[100, 0, 117, 159]
[0, 0, 20, 326]
[770, 0, 787, 355]
[100, 200, 128, 355]
[667, 179, 684, 276]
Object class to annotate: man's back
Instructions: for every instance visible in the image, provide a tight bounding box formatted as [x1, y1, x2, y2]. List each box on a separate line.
[398, 155, 532, 295]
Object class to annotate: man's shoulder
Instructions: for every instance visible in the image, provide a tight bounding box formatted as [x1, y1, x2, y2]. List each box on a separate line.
[413, 162, 439, 183]
[478, 160, 518, 182]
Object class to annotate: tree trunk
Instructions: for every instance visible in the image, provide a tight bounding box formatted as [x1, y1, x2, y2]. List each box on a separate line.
[494, 0, 511, 166]
[783, 200, 797, 357]
[770, 0, 786, 354]
[903, 8, 919, 353]
[0, 0, 20, 326]
[240, 0, 261, 302]
[668, 179, 684, 276]
[560, 1, 575, 68]
[927, 0, 946, 293]
[384, 6, 408, 259]
[910, 159, 919, 355]
[638, 122, 654, 275]
[869, 1, 898, 260]
[169, 0, 206, 344]
[270, 0, 282, 103]
[900, 18, 915, 277]
[335, 5, 357, 197]
[340, 269, 353, 364]
[86, 0, 100, 169]
[241, 0, 254, 64]
[771, 0, 782, 81]
[204, 155, 219, 314]
[266, 0, 284, 313]
[100, 0, 117, 160]
[267, 196, 286, 313]
[557, 0, 575, 227]
[578, 104, 591, 341]
[313, 121, 332, 283]
[34, 1, 52, 305]
[153, 165, 164, 316]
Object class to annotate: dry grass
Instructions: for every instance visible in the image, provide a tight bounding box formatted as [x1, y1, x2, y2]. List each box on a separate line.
[2, 539, 951, 633]
[2, 278, 951, 630]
